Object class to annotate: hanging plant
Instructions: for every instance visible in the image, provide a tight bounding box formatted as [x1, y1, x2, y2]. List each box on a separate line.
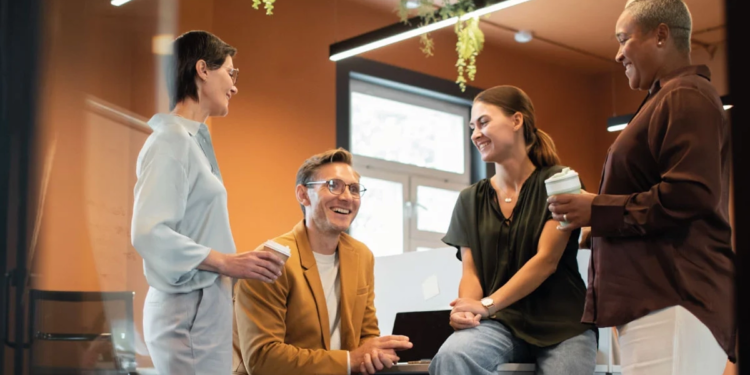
[252, 0, 276, 15]
[398, 0, 486, 91]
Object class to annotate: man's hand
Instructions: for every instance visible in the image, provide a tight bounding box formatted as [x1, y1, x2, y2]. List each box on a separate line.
[547, 190, 597, 231]
[350, 335, 412, 374]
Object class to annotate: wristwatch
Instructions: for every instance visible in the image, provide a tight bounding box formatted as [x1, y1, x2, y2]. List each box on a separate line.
[480, 297, 494, 311]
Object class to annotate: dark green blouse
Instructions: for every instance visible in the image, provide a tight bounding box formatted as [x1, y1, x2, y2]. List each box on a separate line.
[443, 165, 594, 347]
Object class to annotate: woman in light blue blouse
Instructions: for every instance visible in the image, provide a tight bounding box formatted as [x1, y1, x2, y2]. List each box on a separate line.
[131, 31, 284, 375]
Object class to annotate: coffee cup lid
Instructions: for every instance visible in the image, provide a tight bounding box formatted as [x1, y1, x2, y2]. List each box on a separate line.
[264, 240, 291, 257]
[545, 167, 579, 183]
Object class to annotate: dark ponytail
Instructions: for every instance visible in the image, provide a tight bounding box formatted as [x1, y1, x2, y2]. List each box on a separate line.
[475, 85, 560, 167]
[529, 128, 560, 167]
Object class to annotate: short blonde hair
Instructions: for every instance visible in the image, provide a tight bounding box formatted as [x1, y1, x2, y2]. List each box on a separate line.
[625, 0, 692, 53]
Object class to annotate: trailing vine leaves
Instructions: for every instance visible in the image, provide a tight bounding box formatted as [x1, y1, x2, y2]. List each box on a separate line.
[397, 0, 486, 91]
[243, 0, 485, 90]
[419, 34, 436, 57]
[252, 0, 276, 15]
[456, 16, 484, 91]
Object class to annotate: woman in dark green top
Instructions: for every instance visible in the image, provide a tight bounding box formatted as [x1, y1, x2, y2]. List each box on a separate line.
[429, 86, 597, 375]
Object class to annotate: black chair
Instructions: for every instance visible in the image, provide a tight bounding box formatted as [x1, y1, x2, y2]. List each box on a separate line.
[28, 290, 136, 374]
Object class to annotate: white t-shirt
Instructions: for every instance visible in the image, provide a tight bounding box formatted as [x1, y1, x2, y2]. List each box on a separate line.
[312, 251, 342, 351]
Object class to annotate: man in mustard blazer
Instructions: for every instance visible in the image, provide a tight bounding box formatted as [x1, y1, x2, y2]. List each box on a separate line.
[232, 148, 412, 375]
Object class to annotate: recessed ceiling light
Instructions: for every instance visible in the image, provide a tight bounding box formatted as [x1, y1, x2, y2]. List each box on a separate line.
[514, 30, 533, 43]
[405, 0, 420, 9]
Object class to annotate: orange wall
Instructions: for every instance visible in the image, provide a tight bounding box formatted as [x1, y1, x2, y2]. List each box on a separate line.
[33, 0, 730, 287]
[34, 0, 117, 292]
[209, 0, 606, 251]
[21, 0, 734, 373]
[28, 0, 617, 296]
[30, 0, 731, 300]
[24, 0, 168, 369]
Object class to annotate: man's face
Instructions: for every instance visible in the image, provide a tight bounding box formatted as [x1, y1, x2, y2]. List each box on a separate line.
[300, 163, 362, 235]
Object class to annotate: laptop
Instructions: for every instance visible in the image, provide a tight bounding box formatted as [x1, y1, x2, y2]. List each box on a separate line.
[383, 310, 539, 374]
[390, 310, 453, 363]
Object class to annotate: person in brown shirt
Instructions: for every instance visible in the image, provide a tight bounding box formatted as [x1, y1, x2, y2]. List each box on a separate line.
[547, 1, 735, 374]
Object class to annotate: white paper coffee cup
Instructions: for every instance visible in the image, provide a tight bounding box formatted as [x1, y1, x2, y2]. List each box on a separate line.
[544, 167, 581, 227]
[262, 240, 291, 263]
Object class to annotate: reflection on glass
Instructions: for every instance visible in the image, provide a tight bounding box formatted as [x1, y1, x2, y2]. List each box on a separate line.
[349, 176, 404, 257]
[416, 185, 460, 233]
[351, 92, 465, 174]
[18, 0, 176, 372]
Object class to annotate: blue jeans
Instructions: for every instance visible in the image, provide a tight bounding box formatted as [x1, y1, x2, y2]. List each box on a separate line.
[428, 320, 597, 375]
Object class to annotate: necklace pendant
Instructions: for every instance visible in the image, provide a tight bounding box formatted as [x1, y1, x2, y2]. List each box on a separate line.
[504, 197, 512, 203]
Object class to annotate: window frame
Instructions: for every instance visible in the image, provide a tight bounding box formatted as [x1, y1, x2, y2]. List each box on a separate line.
[349, 78, 472, 183]
[336, 57, 492, 184]
[409, 176, 467, 242]
[349, 168, 410, 256]
[337, 58, 492, 256]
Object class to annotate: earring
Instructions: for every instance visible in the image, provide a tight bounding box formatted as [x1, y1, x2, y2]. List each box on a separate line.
[658, 41, 663, 46]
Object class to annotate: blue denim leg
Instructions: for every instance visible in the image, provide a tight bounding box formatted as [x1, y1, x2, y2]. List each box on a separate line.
[429, 320, 527, 375]
[534, 329, 597, 375]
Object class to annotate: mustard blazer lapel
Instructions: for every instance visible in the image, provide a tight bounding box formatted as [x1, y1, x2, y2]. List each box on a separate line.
[337, 237, 359, 350]
[293, 221, 331, 350]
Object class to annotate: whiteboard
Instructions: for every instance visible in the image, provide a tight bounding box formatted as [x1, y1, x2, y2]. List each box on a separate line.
[373, 247, 461, 336]
[373, 247, 615, 366]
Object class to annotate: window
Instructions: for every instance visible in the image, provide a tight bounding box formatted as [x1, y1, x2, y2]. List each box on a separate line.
[348, 171, 408, 257]
[350, 90, 466, 175]
[347, 78, 472, 256]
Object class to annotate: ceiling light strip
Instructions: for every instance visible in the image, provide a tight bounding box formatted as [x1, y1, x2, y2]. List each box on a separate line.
[329, 0, 531, 61]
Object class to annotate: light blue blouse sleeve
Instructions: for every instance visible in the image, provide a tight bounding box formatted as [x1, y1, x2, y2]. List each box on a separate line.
[131, 152, 212, 289]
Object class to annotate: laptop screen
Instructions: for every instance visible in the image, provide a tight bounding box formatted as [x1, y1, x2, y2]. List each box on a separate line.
[390, 310, 453, 363]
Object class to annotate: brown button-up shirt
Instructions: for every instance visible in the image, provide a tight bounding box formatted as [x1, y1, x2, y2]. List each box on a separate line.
[586, 65, 736, 360]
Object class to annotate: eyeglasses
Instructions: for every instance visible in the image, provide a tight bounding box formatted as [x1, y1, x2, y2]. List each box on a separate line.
[227, 68, 239, 84]
[305, 179, 367, 198]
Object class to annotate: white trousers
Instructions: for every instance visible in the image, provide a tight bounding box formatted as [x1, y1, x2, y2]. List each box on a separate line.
[144, 276, 232, 375]
[617, 306, 727, 375]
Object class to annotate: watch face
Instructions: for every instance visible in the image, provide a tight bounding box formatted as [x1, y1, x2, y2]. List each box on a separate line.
[481, 298, 493, 307]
